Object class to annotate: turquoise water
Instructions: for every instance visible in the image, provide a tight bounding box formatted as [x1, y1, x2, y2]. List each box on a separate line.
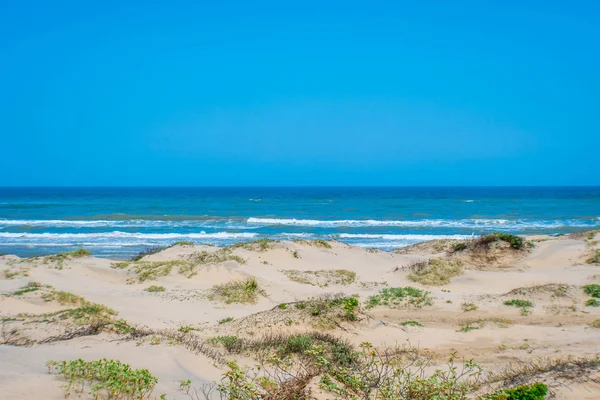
[0, 187, 599, 258]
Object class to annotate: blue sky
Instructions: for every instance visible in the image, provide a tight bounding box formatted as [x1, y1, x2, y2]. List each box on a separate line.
[1, 1, 598, 186]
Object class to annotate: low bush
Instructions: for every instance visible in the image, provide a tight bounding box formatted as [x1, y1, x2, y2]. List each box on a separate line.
[583, 284, 600, 298]
[473, 233, 526, 250]
[408, 258, 463, 286]
[587, 249, 600, 264]
[462, 302, 478, 312]
[366, 287, 433, 309]
[144, 285, 165, 292]
[586, 298, 600, 307]
[46, 359, 157, 399]
[207, 277, 265, 304]
[482, 382, 548, 400]
[504, 299, 534, 308]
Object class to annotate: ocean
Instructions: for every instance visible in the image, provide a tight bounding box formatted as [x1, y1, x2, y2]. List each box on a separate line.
[0, 187, 599, 258]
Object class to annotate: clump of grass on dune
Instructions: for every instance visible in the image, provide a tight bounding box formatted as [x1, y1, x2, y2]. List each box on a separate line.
[46, 359, 157, 400]
[42, 249, 92, 269]
[366, 287, 433, 309]
[407, 258, 463, 286]
[293, 239, 333, 249]
[473, 232, 528, 251]
[41, 290, 87, 306]
[281, 269, 356, 287]
[207, 277, 266, 304]
[582, 284, 600, 298]
[228, 238, 277, 252]
[144, 285, 165, 292]
[11, 281, 42, 296]
[130, 246, 168, 261]
[587, 249, 600, 265]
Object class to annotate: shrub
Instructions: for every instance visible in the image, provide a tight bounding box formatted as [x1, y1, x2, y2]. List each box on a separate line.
[503, 299, 534, 308]
[591, 319, 600, 328]
[131, 246, 167, 261]
[474, 233, 526, 250]
[583, 284, 600, 298]
[218, 317, 234, 324]
[171, 240, 194, 247]
[586, 298, 600, 307]
[207, 277, 265, 304]
[587, 249, 600, 264]
[482, 382, 548, 400]
[12, 281, 42, 296]
[366, 287, 433, 309]
[400, 320, 424, 327]
[46, 359, 157, 399]
[144, 285, 165, 292]
[452, 242, 468, 252]
[408, 258, 463, 286]
[41, 290, 86, 305]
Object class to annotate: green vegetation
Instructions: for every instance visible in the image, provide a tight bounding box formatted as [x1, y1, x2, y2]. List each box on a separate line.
[292, 250, 300, 258]
[131, 246, 167, 261]
[461, 302, 478, 312]
[503, 299, 535, 308]
[452, 242, 469, 252]
[171, 240, 195, 247]
[483, 382, 548, 400]
[3, 269, 19, 279]
[366, 287, 433, 309]
[400, 320, 424, 327]
[12, 281, 42, 296]
[473, 233, 527, 250]
[229, 238, 277, 251]
[43, 249, 92, 269]
[144, 285, 165, 292]
[504, 299, 534, 315]
[180, 249, 246, 278]
[207, 277, 265, 304]
[585, 298, 600, 307]
[294, 239, 332, 249]
[281, 269, 356, 287]
[218, 317, 234, 324]
[41, 290, 86, 305]
[583, 284, 600, 298]
[46, 359, 157, 400]
[591, 320, 600, 328]
[587, 249, 600, 264]
[408, 258, 463, 286]
[112, 260, 183, 282]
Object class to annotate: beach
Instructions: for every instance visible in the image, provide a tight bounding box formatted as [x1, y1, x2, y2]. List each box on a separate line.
[1, 232, 599, 399]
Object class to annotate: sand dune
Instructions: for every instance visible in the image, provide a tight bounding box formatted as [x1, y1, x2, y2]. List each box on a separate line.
[1, 233, 599, 399]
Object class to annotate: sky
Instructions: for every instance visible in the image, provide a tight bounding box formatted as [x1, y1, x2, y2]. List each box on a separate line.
[1, 1, 599, 186]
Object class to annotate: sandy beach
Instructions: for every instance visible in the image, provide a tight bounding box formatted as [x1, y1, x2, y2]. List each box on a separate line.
[1, 232, 599, 399]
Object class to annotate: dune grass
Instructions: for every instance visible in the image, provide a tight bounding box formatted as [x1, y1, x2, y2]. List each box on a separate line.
[281, 269, 356, 287]
[207, 277, 265, 304]
[228, 238, 277, 252]
[144, 285, 165, 292]
[366, 287, 433, 309]
[407, 258, 463, 286]
[587, 249, 600, 264]
[582, 284, 600, 298]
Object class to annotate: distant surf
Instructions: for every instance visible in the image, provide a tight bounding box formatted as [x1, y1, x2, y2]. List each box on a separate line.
[1, 186, 598, 257]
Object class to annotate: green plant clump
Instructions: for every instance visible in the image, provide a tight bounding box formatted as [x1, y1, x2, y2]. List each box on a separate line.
[144, 285, 166, 292]
[46, 359, 157, 399]
[482, 382, 548, 400]
[587, 249, 600, 265]
[503, 299, 534, 308]
[12, 281, 42, 296]
[583, 284, 600, 298]
[207, 277, 265, 304]
[408, 258, 463, 286]
[366, 287, 433, 309]
[400, 320, 424, 327]
[218, 317, 234, 324]
[586, 298, 600, 307]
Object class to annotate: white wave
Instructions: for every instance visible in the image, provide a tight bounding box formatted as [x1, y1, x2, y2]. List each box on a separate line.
[247, 217, 598, 229]
[336, 233, 470, 240]
[0, 231, 257, 240]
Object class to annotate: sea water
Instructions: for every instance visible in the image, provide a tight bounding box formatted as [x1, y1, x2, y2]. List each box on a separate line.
[0, 187, 598, 258]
